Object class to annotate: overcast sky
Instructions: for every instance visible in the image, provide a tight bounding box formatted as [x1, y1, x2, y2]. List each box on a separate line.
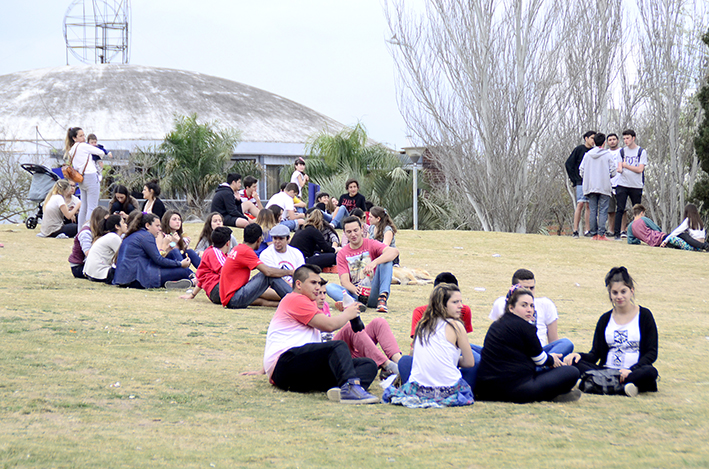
[0, 0, 413, 149]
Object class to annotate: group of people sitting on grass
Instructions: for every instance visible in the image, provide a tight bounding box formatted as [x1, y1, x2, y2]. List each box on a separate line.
[257, 264, 658, 407]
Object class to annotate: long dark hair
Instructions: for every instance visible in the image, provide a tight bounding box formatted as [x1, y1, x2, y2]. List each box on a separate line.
[161, 210, 186, 251]
[110, 185, 138, 213]
[89, 206, 110, 243]
[684, 204, 704, 231]
[414, 283, 461, 345]
[64, 127, 82, 154]
[197, 212, 223, 248]
[369, 206, 397, 241]
[127, 213, 158, 237]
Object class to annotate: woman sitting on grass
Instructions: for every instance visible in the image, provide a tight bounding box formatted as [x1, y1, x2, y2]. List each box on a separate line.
[83, 214, 127, 284]
[161, 210, 200, 268]
[382, 283, 475, 408]
[660, 204, 709, 252]
[194, 212, 238, 256]
[68, 206, 109, 278]
[255, 208, 278, 256]
[564, 267, 658, 397]
[109, 185, 139, 217]
[40, 180, 81, 238]
[113, 213, 192, 289]
[475, 285, 580, 403]
[368, 206, 399, 266]
[289, 208, 338, 268]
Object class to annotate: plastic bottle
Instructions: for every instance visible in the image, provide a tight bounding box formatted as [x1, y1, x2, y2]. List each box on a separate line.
[357, 272, 372, 308]
[343, 294, 365, 332]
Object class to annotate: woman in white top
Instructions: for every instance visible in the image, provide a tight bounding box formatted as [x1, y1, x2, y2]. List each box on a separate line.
[40, 180, 81, 238]
[84, 214, 127, 284]
[383, 283, 475, 408]
[660, 203, 708, 251]
[65, 127, 105, 229]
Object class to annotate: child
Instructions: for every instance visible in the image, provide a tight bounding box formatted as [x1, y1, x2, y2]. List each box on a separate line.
[382, 283, 475, 408]
[87, 133, 111, 182]
[565, 267, 659, 397]
[661, 204, 709, 251]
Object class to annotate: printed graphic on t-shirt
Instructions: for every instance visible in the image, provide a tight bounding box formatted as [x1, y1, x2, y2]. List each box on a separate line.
[345, 251, 371, 285]
[611, 330, 639, 367]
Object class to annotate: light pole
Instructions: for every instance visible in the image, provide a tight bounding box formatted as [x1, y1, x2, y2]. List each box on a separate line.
[403, 140, 424, 231]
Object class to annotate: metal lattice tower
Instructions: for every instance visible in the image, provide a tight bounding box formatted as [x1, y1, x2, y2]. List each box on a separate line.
[64, 0, 131, 64]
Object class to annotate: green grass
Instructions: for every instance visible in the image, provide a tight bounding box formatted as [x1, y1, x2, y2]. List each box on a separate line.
[0, 224, 708, 468]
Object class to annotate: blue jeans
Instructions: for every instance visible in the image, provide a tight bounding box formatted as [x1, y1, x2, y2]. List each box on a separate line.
[226, 273, 291, 309]
[398, 343, 483, 389]
[543, 338, 574, 357]
[587, 193, 610, 236]
[320, 210, 333, 223]
[281, 220, 298, 231]
[325, 261, 393, 308]
[331, 207, 350, 229]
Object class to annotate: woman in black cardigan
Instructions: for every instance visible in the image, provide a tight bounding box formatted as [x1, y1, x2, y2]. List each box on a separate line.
[565, 266, 658, 396]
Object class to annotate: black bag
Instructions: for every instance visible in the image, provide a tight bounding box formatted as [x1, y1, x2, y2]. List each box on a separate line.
[579, 369, 624, 395]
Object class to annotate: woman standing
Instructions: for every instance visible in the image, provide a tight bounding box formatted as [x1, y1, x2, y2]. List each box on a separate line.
[475, 286, 580, 403]
[564, 267, 659, 397]
[65, 127, 105, 228]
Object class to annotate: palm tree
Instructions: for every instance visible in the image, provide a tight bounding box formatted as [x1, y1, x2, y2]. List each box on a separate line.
[305, 123, 444, 229]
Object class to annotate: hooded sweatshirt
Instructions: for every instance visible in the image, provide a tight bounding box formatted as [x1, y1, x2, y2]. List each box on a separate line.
[579, 146, 617, 196]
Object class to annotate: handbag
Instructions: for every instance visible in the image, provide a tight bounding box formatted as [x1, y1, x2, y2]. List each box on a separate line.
[579, 368, 624, 395]
[61, 146, 89, 184]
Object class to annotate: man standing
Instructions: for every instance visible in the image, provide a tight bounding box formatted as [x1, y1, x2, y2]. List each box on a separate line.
[606, 133, 623, 234]
[211, 173, 259, 228]
[489, 269, 574, 358]
[579, 133, 617, 240]
[613, 129, 648, 240]
[259, 224, 305, 286]
[565, 131, 596, 238]
[264, 264, 379, 404]
[220, 224, 292, 308]
[325, 216, 399, 313]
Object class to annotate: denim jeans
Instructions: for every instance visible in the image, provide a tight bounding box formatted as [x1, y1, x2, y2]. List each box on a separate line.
[587, 193, 610, 236]
[325, 261, 393, 308]
[331, 207, 350, 229]
[226, 273, 291, 309]
[543, 338, 574, 357]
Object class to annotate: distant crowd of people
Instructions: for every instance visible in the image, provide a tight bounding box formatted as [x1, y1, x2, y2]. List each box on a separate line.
[38, 125, 664, 407]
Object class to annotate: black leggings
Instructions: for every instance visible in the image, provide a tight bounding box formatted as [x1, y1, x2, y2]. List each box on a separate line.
[678, 232, 709, 251]
[477, 366, 580, 403]
[272, 341, 377, 392]
[573, 360, 658, 393]
[304, 253, 337, 268]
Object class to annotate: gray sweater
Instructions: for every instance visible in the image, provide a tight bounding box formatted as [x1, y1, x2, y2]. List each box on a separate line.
[579, 147, 617, 196]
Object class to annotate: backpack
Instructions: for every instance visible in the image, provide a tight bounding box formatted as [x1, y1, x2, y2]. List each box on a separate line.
[619, 147, 645, 184]
[579, 369, 624, 395]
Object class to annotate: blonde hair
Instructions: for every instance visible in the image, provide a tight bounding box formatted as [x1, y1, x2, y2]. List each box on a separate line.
[43, 180, 73, 208]
[256, 208, 277, 232]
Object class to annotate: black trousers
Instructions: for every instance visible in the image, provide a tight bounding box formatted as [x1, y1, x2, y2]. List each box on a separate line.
[678, 232, 709, 251]
[476, 366, 580, 403]
[305, 253, 337, 268]
[613, 186, 643, 237]
[573, 360, 658, 393]
[271, 341, 377, 392]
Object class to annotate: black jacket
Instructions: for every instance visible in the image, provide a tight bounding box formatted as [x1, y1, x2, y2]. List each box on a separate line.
[211, 185, 245, 220]
[565, 144, 592, 186]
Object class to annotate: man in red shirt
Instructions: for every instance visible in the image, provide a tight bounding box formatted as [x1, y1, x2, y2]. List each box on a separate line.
[264, 264, 379, 404]
[220, 224, 292, 308]
[325, 216, 399, 312]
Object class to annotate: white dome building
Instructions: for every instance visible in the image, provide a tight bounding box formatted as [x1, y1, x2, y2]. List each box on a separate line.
[0, 64, 345, 196]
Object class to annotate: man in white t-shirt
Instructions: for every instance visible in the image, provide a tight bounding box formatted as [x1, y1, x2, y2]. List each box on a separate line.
[612, 129, 648, 240]
[266, 182, 304, 231]
[263, 264, 379, 404]
[489, 269, 574, 357]
[258, 224, 305, 286]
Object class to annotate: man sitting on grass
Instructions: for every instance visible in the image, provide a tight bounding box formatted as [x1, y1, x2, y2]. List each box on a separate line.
[627, 204, 667, 247]
[263, 264, 379, 404]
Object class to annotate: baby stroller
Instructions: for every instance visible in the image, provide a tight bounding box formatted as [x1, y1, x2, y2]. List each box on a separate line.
[21, 163, 60, 229]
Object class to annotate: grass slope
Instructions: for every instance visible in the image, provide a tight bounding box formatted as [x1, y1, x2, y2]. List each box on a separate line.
[0, 225, 708, 468]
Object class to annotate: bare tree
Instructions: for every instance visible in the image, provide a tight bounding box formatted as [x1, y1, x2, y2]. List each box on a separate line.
[633, 0, 707, 231]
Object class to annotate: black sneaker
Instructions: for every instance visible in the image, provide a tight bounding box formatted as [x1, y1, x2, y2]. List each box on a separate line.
[584, 231, 592, 237]
[621, 231, 628, 239]
[339, 378, 379, 404]
[572, 231, 579, 239]
[551, 389, 582, 402]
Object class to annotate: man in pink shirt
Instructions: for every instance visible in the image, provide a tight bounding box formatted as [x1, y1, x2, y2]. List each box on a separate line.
[325, 216, 399, 313]
[264, 264, 379, 404]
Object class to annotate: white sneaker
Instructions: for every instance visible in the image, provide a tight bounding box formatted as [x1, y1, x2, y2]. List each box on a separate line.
[624, 383, 639, 397]
[327, 387, 341, 402]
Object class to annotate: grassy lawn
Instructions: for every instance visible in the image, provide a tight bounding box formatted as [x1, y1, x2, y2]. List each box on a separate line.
[0, 224, 708, 468]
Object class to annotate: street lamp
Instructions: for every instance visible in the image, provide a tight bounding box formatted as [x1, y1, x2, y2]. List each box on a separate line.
[403, 138, 424, 231]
